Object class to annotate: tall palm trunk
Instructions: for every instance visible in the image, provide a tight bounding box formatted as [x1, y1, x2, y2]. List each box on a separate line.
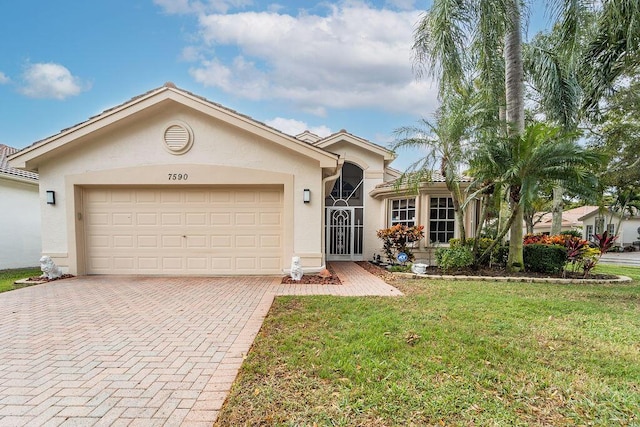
[550, 184, 564, 235]
[504, 0, 525, 272]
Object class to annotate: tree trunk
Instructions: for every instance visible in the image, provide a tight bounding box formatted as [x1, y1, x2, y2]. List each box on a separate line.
[504, 1, 524, 135]
[550, 184, 564, 235]
[504, 0, 525, 272]
[447, 181, 466, 244]
[507, 203, 524, 272]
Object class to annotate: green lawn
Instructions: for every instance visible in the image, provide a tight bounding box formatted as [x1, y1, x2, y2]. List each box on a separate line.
[0, 267, 40, 293]
[216, 265, 640, 426]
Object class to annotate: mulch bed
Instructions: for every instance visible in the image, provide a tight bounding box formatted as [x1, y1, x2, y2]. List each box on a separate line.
[357, 261, 618, 280]
[25, 274, 75, 282]
[280, 263, 342, 285]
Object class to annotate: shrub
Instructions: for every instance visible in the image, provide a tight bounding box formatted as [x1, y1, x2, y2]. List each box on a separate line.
[449, 237, 505, 267]
[376, 224, 425, 264]
[435, 246, 474, 272]
[523, 244, 567, 274]
[560, 229, 582, 238]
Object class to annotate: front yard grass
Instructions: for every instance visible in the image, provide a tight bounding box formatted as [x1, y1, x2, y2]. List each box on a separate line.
[216, 265, 640, 426]
[0, 267, 40, 293]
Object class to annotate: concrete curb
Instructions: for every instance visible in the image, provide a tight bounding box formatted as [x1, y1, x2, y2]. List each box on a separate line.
[394, 272, 633, 284]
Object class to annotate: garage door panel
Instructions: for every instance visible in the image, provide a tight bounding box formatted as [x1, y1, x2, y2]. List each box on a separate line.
[113, 235, 134, 248]
[211, 213, 231, 225]
[162, 235, 184, 248]
[112, 213, 133, 225]
[84, 187, 283, 275]
[235, 235, 257, 248]
[235, 213, 256, 225]
[138, 213, 160, 225]
[87, 213, 109, 226]
[186, 213, 206, 225]
[260, 235, 281, 248]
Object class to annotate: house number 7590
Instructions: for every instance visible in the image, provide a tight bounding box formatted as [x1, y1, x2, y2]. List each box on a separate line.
[168, 173, 188, 181]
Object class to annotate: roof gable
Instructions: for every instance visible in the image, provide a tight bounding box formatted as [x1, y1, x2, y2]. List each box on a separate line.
[9, 84, 339, 171]
[313, 130, 395, 162]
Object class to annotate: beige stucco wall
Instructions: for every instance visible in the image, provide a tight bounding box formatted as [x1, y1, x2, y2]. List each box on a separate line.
[36, 103, 326, 274]
[0, 176, 41, 269]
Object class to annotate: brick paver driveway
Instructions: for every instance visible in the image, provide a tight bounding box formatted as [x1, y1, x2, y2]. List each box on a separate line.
[0, 263, 400, 426]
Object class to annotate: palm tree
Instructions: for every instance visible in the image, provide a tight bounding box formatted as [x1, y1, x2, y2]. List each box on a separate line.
[393, 85, 481, 244]
[413, 0, 525, 270]
[580, 0, 640, 115]
[469, 123, 601, 268]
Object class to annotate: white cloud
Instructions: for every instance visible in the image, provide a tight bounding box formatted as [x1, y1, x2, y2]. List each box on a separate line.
[0, 72, 9, 84]
[264, 117, 332, 137]
[183, 3, 438, 116]
[20, 63, 87, 100]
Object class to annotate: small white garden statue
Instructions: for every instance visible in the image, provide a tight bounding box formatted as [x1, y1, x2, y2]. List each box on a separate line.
[411, 262, 428, 275]
[40, 255, 63, 280]
[290, 256, 303, 281]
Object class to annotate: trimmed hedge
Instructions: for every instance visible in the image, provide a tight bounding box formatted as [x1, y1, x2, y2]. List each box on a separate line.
[523, 244, 567, 274]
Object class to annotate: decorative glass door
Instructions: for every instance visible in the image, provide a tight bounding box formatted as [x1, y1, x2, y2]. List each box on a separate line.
[325, 162, 364, 261]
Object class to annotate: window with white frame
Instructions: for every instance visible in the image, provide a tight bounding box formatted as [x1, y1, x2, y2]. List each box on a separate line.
[429, 197, 455, 243]
[586, 224, 594, 241]
[390, 198, 416, 227]
[607, 223, 616, 236]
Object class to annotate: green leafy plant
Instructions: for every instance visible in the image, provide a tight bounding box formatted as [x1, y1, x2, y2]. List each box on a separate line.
[523, 244, 567, 274]
[435, 246, 474, 272]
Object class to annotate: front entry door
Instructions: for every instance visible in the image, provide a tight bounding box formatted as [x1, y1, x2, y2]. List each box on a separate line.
[326, 207, 363, 261]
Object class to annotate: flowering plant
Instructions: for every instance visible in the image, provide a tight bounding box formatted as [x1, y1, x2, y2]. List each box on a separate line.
[376, 224, 425, 264]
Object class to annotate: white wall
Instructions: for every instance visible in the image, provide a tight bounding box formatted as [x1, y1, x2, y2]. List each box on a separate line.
[0, 176, 41, 269]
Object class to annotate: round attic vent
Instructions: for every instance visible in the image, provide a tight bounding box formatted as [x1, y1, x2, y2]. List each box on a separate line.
[163, 121, 193, 155]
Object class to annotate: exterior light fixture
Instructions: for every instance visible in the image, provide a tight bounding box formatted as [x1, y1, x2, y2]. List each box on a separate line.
[303, 189, 311, 203]
[46, 191, 56, 205]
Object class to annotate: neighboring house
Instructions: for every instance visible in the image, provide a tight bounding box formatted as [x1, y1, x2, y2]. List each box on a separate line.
[0, 144, 41, 269]
[579, 207, 640, 249]
[530, 205, 598, 235]
[9, 84, 478, 276]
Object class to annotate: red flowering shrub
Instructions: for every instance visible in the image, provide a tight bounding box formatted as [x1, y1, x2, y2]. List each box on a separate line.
[376, 224, 425, 264]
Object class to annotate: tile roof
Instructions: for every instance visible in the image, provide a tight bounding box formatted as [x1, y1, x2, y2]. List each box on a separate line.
[536, 205, 599, 226]
[0, 144, 38, 181]
[22, 83, 313, 153]
[374, 170, 473, 188]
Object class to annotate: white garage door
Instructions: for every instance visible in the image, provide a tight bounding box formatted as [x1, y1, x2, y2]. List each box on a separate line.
[83, 186, 284, 275]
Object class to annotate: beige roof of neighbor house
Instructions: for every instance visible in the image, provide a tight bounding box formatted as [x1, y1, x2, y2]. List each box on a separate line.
[9, 83, 340, 172]
[0, 144, 38, 181]
[535, 205, 599, 229]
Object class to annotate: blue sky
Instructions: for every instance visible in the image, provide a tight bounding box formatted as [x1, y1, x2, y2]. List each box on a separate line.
[0, 0, 550, 170]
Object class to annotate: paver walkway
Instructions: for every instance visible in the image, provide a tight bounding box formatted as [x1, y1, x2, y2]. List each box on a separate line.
[0, 262, 400, 426]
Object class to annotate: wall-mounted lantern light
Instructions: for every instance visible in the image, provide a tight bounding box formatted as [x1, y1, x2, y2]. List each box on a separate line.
[303, 189, 311, 203]
[46, 191, 56, 205]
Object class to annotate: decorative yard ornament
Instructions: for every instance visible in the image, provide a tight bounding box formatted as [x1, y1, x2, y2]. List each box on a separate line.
[397, 252, 409, 264]
[39, 256, 63, 280]
[411, 263, 428, 274]
[290, 256, 303, 281]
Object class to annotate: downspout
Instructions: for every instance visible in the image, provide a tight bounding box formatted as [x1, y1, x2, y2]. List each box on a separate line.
[321, 156, 345, 267]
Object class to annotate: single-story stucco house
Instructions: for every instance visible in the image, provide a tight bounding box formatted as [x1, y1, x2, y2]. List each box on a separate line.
[9, 84, 477, 276]
[579, 207, 640, 250]
[530, 205, 598, 235]
[0, 144, 41, 269]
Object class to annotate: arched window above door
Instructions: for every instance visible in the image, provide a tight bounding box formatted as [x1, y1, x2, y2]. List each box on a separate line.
[327, 162, 364, 207]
